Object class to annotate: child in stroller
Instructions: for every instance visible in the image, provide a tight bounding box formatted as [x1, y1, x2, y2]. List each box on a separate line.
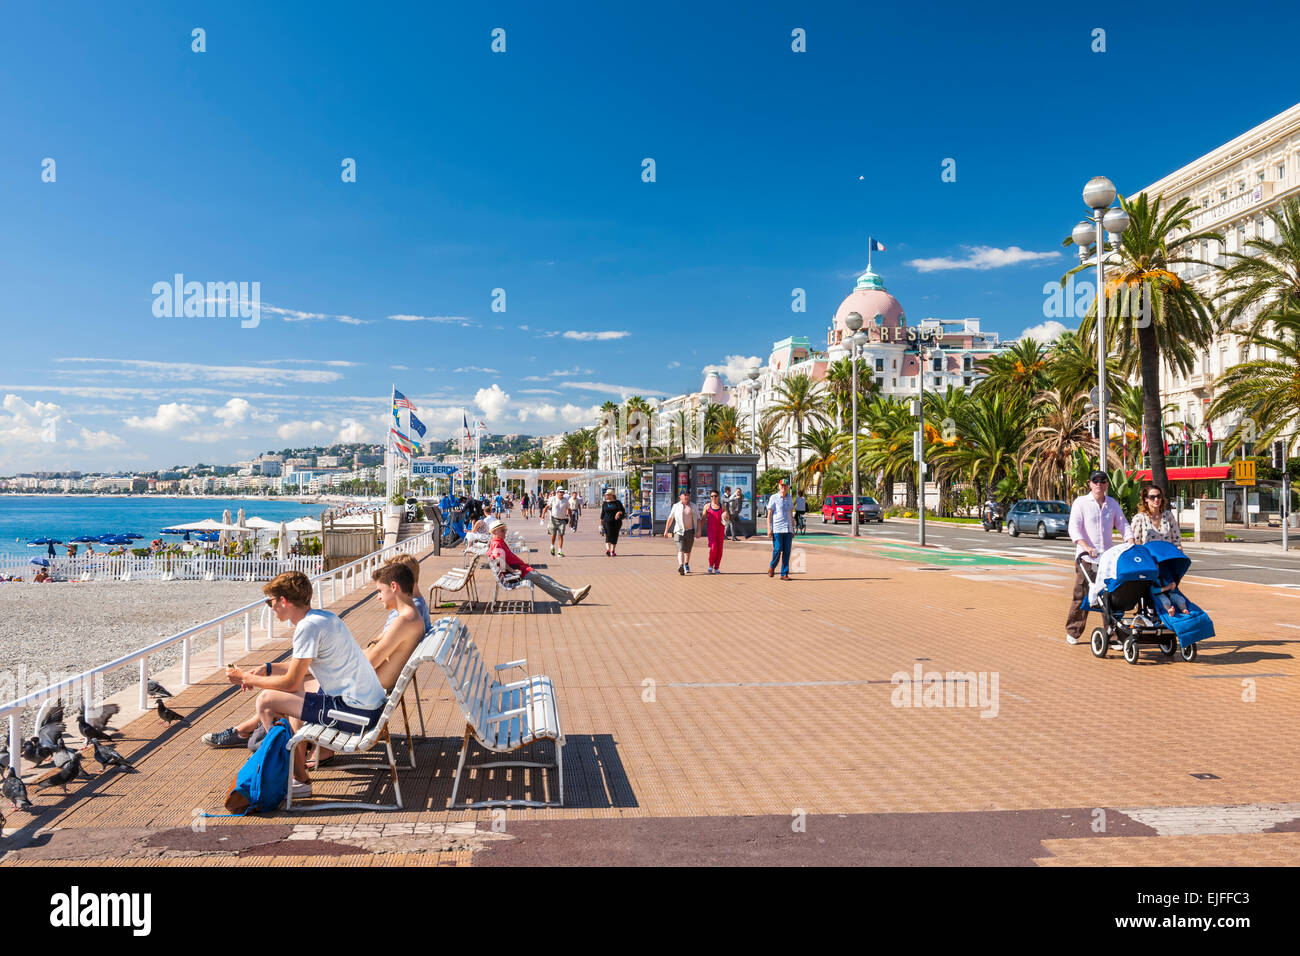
[1083, 541, 1213, 664]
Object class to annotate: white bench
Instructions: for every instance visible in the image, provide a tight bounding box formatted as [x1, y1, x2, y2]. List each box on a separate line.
[486, 551, 534, 612]
[283, 627, 440, 811]
[431, 617, 563, 808]
[431, 553, 480, 609]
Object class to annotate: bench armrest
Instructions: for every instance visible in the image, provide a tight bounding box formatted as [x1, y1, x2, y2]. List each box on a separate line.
[495, 659, 527, 671]
[487, 705, 529, 724]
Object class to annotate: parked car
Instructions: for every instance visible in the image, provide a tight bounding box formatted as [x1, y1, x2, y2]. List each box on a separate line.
[1005, 499, 1070, 538]
[821, 495, 883, 524]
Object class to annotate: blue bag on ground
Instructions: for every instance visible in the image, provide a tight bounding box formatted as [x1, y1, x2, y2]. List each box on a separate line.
[223, 717, 292, 814]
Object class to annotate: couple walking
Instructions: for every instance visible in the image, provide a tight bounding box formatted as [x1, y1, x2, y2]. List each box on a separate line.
[663, 489, 731, 574]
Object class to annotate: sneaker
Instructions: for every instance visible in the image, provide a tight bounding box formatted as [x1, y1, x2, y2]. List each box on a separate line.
[550, 546, 555, 555]
[1065, 634, 1081, 644]
[678, 566, 685, 576]
[289, 779, 312, 799]
[684, 564, 691, 574]
[571, 585, 591, 605]
[202, 726, 249, 749]
[557, 549, 565, 557]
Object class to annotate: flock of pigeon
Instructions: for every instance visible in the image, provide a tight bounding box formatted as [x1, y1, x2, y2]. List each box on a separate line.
[1, 681, 189, 834]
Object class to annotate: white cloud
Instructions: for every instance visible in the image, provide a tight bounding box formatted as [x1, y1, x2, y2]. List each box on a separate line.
[516, 402, 557, 423]
[559, 381, 667, 397]
[475, 384, 511, 420]
[522, 375, 548, 382]
[276, 420, 332, 441]
[57, 358, 343, 386]
[259, 303, 372, 325]
[703, 354, 762, 385]
[667, 361, 681, 369]
[77, 428, 124, 450]
[1018, 320, 1069, 343]
[454, 366, 500, 374]
[212, 397, 274, 427]
[519, 388, 561, 395]
[338, 419, 369, 443]
[561, 330, 630, 341]
[124, 402, 206, 431]
[391, 365, 409, 371]
[907, 246, 1062, 273]
[1, 394, 63, 444]
[388, 314, 474, 326]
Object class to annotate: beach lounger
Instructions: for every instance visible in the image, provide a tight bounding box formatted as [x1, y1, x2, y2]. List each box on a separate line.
[283, 627, 440, 812]
[430, 617, 563, 808]
[431, 553, 480, 609]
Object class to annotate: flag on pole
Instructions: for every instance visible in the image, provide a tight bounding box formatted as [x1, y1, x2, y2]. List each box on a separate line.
[390, 428, 412, 459]
[869, 237, 886, 253]
[409, 412, 426, 438]
[461, 410, 471, 440]
[393, 389, 416, 411]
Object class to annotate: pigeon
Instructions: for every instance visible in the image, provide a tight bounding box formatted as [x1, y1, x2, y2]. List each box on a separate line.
[77, 715, 115, 743]
[51, 746, 79, 770]
[3, 767, 32, 811]
[147, 681, 173, 699]
[21, 738, 52, 767]
[38, 721, 66, 750]
[78, 702, 120, 732]
[92, 740, 135, 772]
[156, 698, 189, 727]
[36, 753, 83, 794]
[37, 704, 65, 729]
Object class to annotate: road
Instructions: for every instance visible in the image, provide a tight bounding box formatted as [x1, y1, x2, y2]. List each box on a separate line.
[800, 515, 1300, 589]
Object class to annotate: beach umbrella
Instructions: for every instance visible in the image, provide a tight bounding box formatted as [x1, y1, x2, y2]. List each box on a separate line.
[71, 535, 99, 543]
[124, 533, 144, 540]
[277, 521, 290, 561]
[30, 557, 50, 567]
[285, 517, 321, 532]
[29, 537, 62, 545]
[159, 528, 187, 535]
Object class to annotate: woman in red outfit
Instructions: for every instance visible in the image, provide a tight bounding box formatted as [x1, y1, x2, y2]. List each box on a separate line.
[702, 490, 727, 574]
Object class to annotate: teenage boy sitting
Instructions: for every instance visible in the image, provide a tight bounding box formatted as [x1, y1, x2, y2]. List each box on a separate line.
[212, 571, 388, 799]
[384, 552, 432, 631]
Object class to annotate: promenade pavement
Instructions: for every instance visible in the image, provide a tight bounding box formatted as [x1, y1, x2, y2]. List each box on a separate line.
[2, 520, 1298, 867]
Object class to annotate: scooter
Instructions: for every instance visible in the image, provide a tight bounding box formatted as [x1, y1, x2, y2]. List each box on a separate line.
[981, 506, 1002, 533]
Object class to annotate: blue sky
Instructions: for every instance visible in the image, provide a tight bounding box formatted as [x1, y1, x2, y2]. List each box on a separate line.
[3, 0, 1298, 472]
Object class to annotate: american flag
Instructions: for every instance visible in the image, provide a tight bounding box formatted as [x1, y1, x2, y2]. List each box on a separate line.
[393, 389, 416, 411]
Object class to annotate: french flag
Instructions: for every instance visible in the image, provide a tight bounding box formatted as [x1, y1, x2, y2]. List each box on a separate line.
[869, 237, 886, 253]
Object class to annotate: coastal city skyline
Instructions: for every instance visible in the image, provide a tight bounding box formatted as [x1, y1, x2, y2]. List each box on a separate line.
[5, 3, 1300, 474]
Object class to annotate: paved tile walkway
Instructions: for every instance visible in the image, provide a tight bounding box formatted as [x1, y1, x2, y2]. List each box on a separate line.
[3, 523, 1299, 865]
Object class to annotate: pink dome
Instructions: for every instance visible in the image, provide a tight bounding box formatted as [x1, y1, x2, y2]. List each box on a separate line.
[832, 268, 904, 337]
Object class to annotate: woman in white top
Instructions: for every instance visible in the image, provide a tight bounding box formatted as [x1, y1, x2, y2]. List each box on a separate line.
[663, 491, 699, 575]
[1130, 485, 1182, 548]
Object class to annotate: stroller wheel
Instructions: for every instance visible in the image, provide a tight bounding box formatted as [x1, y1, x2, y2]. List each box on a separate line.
[1123, 639, 1140, 665]
[1159, 638, 1177, 657]
[1179, 642, 1197, 662]
[1090, 627, 1108, 658]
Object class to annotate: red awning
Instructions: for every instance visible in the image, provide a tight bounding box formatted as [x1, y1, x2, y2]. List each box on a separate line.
[1129, 466, 1231, 481]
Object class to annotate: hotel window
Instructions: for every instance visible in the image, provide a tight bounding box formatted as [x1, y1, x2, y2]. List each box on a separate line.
[931, 357, 942, 372]
[963, 376, 972, 387]
[1239, 346, 1249, 365]
[1278, 162, 1286, 180]
[933, 376, 942, 388]
[963, 356, 973, 370]
[1257, 170, 1266, 183]
[1220, 189, 1228, 201]
[875, 377, 884, 389]
[875, 358, 884, 372]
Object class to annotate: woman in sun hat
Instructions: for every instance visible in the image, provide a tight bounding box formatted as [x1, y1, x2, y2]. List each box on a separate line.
[600, 488, 627, 556]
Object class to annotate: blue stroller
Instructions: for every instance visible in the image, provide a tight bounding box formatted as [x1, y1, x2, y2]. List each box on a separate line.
[1085, 541, 1214, 664]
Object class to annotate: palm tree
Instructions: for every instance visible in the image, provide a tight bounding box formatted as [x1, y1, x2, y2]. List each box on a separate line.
[1063, 191, 1223, 489]
[923, 385, 971, 516]
[753, 417, 783, 473]
[823, 357, 874, 430]
[705, 404, 744, 453]
[1217, 195, 1300, 338]
[624, 396, 653, 463]
[766, 372, 829, 490]
[1047, 329, 1127, 407]
[796, 425, 841, 495]
[858, 396, 914, 508]
[974, 338, 1051, 398]
[1208, 313, 1300, 457]
[1017, 389, 1097, 500]
[951, 393, 1029, 510]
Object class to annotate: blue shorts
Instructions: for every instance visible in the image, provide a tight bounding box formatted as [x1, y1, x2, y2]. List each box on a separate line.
[300, 691, 384, 733]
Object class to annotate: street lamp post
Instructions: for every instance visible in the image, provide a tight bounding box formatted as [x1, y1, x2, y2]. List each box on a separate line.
[916, 346, 928, 547]
[844, 313, 869, 537]
[746, 366, 761, 455]
[1072, 177, 1131, 475]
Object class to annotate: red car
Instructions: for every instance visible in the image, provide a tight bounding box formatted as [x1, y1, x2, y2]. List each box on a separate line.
[820, 495, 883, 524]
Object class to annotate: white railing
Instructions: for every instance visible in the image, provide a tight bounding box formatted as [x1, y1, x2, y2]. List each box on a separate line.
[1, 528, 437, 778]
[1, 553, 322, 583]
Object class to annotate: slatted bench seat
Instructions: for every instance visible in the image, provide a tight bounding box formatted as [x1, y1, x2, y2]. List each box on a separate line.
[431, 553, 480, 609]
[283, 626, 441, 811]
[486, 551, 534, 612]
[430, 617, 563, 808]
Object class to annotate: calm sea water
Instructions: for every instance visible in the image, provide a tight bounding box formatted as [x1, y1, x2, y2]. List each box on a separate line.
[0, 496, 330, 559]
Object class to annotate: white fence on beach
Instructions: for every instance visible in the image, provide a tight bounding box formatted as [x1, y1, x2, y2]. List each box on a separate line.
[1, 552, 323, 582]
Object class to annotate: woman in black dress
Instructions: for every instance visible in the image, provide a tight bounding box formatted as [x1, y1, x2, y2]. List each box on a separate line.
[600, 489, 627, 556]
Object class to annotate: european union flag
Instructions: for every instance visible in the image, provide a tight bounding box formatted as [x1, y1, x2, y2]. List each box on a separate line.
[410, 412, 426, 438]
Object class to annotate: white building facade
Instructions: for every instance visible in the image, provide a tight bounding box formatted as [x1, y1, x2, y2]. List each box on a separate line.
[1142, 102, 1300, 456]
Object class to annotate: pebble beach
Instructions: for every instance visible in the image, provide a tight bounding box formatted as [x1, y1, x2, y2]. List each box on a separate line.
[1, 579, 265, 727]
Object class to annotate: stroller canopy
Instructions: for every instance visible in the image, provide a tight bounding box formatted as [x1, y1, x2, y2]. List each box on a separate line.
[1104, 543, 1161, 591]
[1142, 539, 1190, 584]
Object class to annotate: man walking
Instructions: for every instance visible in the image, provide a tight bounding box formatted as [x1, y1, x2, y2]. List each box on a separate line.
[1065, 470, 1133, 644]
[663, 490, 698, 575]
[728, 484, 744, 540]
[542, 487, 571, 556]
[766, 478, 795, 580]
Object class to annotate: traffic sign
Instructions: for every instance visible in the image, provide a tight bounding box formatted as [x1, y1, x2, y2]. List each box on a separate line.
[1233, 460, 1256, 486]
[1087, 386, 1112, 408]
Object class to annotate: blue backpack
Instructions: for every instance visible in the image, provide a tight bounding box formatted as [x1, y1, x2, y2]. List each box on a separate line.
[220, 718, 292, 814]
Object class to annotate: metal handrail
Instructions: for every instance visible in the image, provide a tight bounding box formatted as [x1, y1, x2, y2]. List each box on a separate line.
[2, 527, 435, 777]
